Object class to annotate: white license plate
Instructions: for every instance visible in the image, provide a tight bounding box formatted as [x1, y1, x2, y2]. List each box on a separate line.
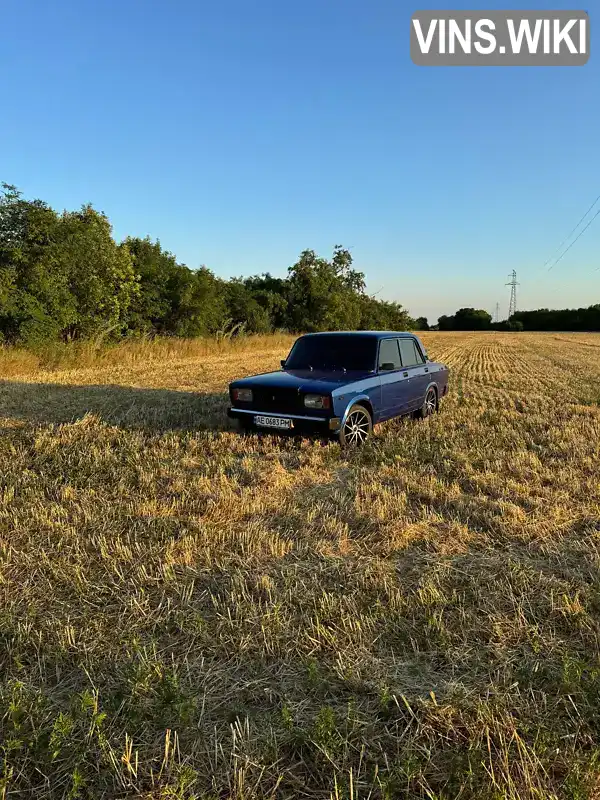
[254, 415, 293, 430]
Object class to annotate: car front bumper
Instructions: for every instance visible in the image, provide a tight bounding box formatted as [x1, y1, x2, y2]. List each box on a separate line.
[228, 407, 342, 434]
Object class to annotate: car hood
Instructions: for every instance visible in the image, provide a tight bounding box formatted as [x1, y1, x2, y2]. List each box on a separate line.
[232, 369, 373, 394]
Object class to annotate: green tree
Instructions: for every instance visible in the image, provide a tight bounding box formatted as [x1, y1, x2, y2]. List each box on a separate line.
[453, 308, 492, 330]
[437, 314, 454, 331]
[56, 206, 138, 340]
[438, 308, 492, 331]
[358, 294, 412, 331]
[225, 279, 272, 333]
[331, 245, 365, 293]
[242, 273, 289, 329]
[0, 184, 77, 344]
[166, 265, 227, 336]
[124, 237, 180, 334]
[286, 247, 364, 332]
[125, 237, 228, 336]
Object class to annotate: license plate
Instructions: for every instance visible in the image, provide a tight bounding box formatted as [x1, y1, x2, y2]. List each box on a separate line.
[254, 415, 293, 430]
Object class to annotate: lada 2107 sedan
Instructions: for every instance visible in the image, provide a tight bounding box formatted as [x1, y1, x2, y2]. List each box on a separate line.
[228, 331, 450, 446]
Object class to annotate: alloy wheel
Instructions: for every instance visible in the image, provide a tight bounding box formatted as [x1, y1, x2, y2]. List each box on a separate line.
[425, 389, 437, 416]
[341, 407, 372, 446]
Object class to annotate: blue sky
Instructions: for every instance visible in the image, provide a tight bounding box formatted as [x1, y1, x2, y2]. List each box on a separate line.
[1, 0, 597, 322]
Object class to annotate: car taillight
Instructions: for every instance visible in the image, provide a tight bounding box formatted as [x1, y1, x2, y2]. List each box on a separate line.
[304, 394, 331, 409]
[233, 388, 253, 402]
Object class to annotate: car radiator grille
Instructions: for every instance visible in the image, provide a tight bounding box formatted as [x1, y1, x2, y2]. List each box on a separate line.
[249, 387, 302, 414]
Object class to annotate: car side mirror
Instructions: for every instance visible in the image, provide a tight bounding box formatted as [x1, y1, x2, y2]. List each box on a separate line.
[280, 360, 287, 369]
[380, 362, 395, 371]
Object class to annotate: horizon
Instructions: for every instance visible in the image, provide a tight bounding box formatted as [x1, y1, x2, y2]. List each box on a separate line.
[2, 0, 598, 321]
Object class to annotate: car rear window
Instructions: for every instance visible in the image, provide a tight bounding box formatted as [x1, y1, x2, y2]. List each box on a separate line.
[285, 335, 377, 371]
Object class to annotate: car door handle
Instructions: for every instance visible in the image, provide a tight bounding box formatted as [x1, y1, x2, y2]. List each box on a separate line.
[403, 371, 408, 377]
[424, 368, 429, 373]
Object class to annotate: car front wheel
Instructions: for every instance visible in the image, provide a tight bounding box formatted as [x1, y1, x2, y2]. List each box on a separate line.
[338, 404, 373, 447]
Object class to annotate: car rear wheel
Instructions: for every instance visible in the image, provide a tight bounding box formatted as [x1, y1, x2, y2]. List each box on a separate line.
[416, 387, 438, 419]
[338, 405, 373, 447]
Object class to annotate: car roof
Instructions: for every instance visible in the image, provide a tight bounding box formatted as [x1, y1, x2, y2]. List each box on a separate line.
[298, 331, 419, 339]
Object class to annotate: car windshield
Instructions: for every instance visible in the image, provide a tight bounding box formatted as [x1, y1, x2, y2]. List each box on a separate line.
[285, 335, 377, 371]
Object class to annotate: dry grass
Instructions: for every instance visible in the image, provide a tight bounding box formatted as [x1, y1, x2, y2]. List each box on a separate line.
[1, 332, 599, 799]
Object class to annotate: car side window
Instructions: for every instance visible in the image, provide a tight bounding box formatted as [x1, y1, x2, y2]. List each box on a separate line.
[378, 338, 401, 370]
[413, 339, 427, 364]
[398, 338, 424, 367]
[414, 340, 427, 363]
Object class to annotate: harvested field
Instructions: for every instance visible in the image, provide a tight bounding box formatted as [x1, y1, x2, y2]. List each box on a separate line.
[1, 332, 599, 799]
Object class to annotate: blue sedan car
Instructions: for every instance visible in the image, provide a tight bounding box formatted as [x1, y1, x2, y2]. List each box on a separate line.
[228, 331, 449, 446]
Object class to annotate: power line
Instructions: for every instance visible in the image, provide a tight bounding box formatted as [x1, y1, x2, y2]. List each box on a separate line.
[547, 206, 600, 272]
[543, 193, 600, 269]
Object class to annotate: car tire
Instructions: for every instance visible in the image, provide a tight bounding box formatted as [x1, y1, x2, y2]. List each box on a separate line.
[338, 404, 373, 447]
[416, 387, 438, 420]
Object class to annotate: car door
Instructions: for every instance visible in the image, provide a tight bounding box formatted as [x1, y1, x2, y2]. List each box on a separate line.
[398, 337, 429, 411]
[377, 338, 412, 420]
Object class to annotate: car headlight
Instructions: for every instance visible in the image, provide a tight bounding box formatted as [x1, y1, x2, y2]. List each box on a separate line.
[304, 394, 331, 409]
[233, 388, 253, 402]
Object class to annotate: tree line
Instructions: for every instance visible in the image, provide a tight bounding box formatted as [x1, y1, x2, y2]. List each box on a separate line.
[0, 183, 416, 346]
[2, 183, 597, 345]
[511, 306, 600, 332]
[436, 305, 600, 332]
